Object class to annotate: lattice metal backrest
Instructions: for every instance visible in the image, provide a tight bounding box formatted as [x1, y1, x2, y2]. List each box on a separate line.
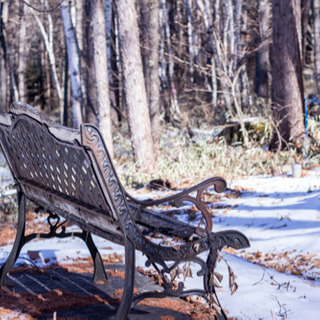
[0, 105, 111, 216]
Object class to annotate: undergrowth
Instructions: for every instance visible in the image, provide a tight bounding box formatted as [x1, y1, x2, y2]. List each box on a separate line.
[114, 118, 320, 188]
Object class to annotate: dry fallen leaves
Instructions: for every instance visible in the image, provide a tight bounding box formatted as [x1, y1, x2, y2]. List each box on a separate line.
[228, 265, 238, 295]
[240, 250, 320, 280]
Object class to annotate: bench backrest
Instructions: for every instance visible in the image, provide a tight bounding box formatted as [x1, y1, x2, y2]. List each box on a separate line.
[0, 102, 131, 241]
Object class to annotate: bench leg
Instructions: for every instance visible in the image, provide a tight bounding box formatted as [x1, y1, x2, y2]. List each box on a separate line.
[0, 192, 26, 287]
[205, 248, 227, 320]
[116, 237, 135, 320]
[80, 231, 108, 284]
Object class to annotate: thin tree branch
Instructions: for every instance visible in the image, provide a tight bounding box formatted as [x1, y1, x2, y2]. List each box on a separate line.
[20, 0, 60, 13]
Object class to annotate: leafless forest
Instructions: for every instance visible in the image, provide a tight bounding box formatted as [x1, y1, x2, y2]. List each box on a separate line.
[0, 0, 318, 171]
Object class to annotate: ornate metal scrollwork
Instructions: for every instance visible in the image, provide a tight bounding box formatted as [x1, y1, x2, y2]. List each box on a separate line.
[46, 211, 68, 238]
[23, 211, 70, 244]
[81, 125, 239, 263]
[133, 251, 221, 308]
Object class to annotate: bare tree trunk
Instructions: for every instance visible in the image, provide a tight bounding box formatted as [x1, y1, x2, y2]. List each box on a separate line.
[0, 56, 6, 110]
[42, 46, 51, 110]
[160, 0, 182, 122]
[115, 0, 155, 172]
[234, 0, 242, 63]
[25, 1, 63, 118]
[0, 46, 5, 110]
[301, 0, 312, 65]
[240, 67, 251, 107]
[176, 0, 184, 60]
[215, 1, 232, 115]
[105, 0, 112, 78]
[41, 0, 53, 110]
[0, 0, 16, 104]
[271, 0, 304, 151]
[235, 0, 251, 108]
[208, 3, 218, 109]
[186, 0, 194, 84]
[197, 0, 217, 108]
[225, 0, 235, 77]
[61, 0, 83, 129]
[0, 0, 8, 111]
[84, 0, 114, 158]
[158, 1, 168, 116]
[75, 0, 84, 52]
[18, 1, 27, 102]
[140, 0, 151, 98]
[214, 0, 221, 34]
[63, 51, 69, 126]
[213, 0, 221, 109]
[8, 47, 19, 101]
[148, 1, 161, 152]
[74, 0, 87, 115]
[105, 0, 119, 129]
[255, 0, 270, 99]
[312, 0, 320, 93]
[140, 0, 161, 154]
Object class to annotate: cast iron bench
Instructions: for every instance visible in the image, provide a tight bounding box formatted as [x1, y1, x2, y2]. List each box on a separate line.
[0, 102, 250, 319]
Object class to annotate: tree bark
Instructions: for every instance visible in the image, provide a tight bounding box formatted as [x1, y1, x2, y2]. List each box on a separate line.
[255, 0, 270, 99]
[104, 0, 119, 129]
[160, 0, 182, 122]
[140, 0, 151, 99]
[74, 0, 88, 114]
[61, 0, 83, 129]
[7, 44, 19, 101]
[270, 0, 304, 151]
[301, 0, 312, 66]
[234, 0, 242, 64]
[224, 0, 235, 77]
[63, 51, 69, 126]
[140, 0, 161, 154]
[236, 0, 251, 108]
[148, 1, 161, 153]
[312, 0, 320, 93]
[197, 0, 217, 109]
[214, 1, 232, 115]
[18, 1, 27, 102]
[0, 0, 8, 111]
[75, 0, 84, 52]
[115, 0, 155, 172]
[84, 0, 114, 159]
[186, 0, 195, 84]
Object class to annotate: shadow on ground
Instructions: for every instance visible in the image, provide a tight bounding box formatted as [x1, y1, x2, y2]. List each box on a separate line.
[0, 264, 197, 319]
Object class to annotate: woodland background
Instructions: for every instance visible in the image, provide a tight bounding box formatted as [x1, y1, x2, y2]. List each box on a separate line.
[0, 0, 319, 177]
[2, 3, 320, 319]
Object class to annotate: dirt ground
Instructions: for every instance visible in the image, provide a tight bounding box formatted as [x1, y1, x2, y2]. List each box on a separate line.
[0, 211, 222, 320]
[0, 262, 218, 319]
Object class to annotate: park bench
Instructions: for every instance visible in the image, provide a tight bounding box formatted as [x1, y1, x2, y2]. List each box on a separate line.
[0, 102, 250, 319]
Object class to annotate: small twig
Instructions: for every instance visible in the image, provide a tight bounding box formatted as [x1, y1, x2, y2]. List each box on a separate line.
[255, 264, 282, 287]
[21, 0, 60, 13]
[253, 267, 266, 286]
[271, 295, 289, 318]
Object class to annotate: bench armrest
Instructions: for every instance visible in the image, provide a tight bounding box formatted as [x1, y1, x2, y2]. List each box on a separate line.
[126, 177, 227, 237]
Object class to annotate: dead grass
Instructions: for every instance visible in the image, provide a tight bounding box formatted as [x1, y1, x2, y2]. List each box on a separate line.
[114, 121, 320, 188]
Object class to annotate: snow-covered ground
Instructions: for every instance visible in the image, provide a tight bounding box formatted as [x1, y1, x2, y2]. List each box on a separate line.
[214, 169, 320, 319]
[1, 166, 320, 319]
